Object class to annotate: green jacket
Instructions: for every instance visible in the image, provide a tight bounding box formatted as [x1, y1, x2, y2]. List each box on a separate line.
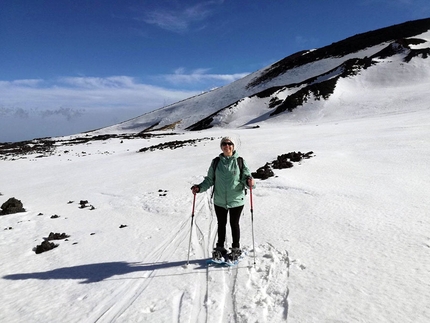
[198, 151, 254, 209]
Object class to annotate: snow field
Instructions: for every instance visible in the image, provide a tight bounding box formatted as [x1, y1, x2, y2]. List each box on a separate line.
[1, 102, 430, 322]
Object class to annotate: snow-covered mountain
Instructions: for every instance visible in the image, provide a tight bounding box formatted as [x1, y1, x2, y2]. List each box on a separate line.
[1, 18, 430, 323]
[91, 18, 430, 136]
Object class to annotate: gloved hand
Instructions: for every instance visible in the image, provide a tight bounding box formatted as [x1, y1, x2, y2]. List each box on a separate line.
[191, 185, 200, 194]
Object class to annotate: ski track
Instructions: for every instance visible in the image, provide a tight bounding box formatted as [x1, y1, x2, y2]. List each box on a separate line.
[87, 215, 192, 322]
[191, 193, 213, 322]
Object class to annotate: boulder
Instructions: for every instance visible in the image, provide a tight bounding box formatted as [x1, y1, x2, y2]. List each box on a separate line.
[0, 197, 25, 215]
[252, 163, 275, 180]
[35, 240, 58, 254]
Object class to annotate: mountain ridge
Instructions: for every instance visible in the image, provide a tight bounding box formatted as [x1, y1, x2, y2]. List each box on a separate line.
[248, 17, 430, 87]
[90, 17, 429, 136]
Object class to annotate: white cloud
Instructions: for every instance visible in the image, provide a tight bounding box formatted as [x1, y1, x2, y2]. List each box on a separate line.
[38, 107, 85, 120]
[0, 76, 197, 110]
[0, 79, 44, 88]
[143, 10, 189, 32]
[0, 106, 31, 119]
[0, 76, 200, 142]
[163, 68, 249, 85]
[0, 68, 247, 141]
[139, 1, 224, 33]
[59, 76, 137, 89]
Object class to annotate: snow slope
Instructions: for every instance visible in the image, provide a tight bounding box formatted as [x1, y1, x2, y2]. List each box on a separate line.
[94, 42, 388, 135]
[1, 95, 430, 322]
[92, 29, 430, 136]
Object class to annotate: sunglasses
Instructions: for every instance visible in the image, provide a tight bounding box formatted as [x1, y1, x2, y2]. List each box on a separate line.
[221, 142, 234, 146]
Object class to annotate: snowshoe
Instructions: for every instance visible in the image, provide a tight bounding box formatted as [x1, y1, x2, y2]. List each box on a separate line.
[207, 248, 245, 267]
[228, 248, 242, 261]
[212, 246, 227, 261]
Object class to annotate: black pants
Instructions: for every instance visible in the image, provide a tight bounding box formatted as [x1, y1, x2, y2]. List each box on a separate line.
[214, 205, 244, 249]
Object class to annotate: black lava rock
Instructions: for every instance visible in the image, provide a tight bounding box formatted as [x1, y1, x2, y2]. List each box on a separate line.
[0, 197, 25, 215]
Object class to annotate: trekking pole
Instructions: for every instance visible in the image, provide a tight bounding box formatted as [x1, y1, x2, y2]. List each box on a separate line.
[250, 185, 256, 266]
[186, 193, 196, 265]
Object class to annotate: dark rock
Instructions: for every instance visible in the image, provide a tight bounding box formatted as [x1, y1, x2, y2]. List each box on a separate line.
[35, 240, 58, 254]
[252, 163, 275, 180]
[0, 197, 25, 215]
[47, 232, 70, 240]
[252, 151, 315, 180]
[138, 138, 212, 152]
[272, 155, 294, 169]
[0, 131, 177, 161]
[79, 200, 88, 208]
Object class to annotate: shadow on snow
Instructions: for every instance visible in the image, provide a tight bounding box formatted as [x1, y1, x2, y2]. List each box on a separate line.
[3, 258, 210, 284]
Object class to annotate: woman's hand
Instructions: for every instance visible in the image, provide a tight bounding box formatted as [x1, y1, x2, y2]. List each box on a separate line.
[247, 177, 255, 187]
[191, 185, 200, 194]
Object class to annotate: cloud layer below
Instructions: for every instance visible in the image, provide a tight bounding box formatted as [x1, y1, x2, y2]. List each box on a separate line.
[0, 71, 247, 142]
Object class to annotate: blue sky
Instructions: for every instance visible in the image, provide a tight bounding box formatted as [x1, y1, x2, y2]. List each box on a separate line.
[1, 0, 429, 142]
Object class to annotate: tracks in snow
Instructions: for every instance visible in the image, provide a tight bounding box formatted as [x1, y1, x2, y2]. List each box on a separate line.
[232, 243, 291, 322]
[191, 190, 293, 323]
[87, 190, 294, 323]
[88, 211, 193, 322]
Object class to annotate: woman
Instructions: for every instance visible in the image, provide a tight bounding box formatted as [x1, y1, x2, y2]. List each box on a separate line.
[191, 136, 255, 261]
